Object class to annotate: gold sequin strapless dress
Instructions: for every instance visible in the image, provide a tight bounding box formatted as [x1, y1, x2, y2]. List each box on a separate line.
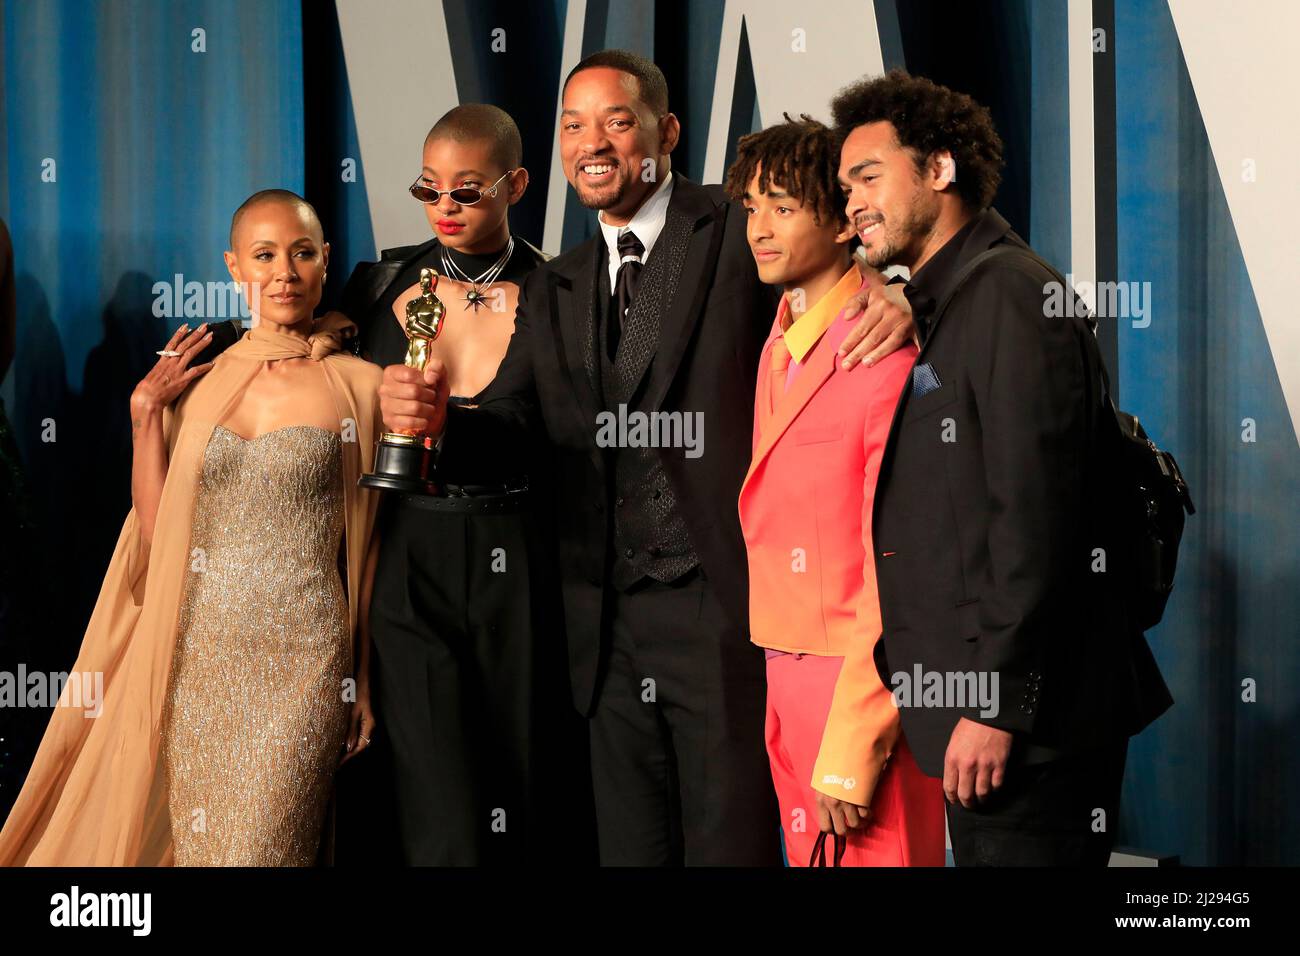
[162, 425, 350, 866]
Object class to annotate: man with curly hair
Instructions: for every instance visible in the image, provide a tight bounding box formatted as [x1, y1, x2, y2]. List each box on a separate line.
[833, 71, 1172, 865]
[727, 115, 945, 866]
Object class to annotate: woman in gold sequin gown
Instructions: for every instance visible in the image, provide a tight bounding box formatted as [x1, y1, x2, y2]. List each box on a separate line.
[145, 192, 377, 866]
[0, 191, 385, 867]
[161, 424, 352, 865]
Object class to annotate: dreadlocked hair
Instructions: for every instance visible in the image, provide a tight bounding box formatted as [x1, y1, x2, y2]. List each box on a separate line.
[724, 113, 847, 228]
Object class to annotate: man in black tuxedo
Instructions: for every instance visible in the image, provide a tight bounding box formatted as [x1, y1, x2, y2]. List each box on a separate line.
[833, 71, 1173, 865]
[380, 51, 914, 865]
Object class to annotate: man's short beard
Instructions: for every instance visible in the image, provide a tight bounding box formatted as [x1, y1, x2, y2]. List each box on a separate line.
[862, 238, 900, 270]
[575, 178, 627, 211]
[861, 223, 909, 269]
[863, 199, 938, 270]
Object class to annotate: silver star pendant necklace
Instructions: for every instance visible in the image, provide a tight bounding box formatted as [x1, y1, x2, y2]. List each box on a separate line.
[440, 237, 514, 313]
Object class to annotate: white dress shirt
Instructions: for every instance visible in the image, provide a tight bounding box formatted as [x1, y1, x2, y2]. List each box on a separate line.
[597, 170, 675, 292]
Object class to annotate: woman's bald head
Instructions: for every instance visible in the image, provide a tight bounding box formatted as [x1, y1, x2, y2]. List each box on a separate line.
[229, 189, 323, 250]
[424, 104, 523, 173]
[223, 189, 329, 330]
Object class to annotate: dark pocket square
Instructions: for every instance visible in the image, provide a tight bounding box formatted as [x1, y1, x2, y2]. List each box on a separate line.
[911, 362, 942, 397]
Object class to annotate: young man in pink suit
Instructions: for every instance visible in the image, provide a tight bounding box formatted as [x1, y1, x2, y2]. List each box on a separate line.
[727, 116, 945, 866]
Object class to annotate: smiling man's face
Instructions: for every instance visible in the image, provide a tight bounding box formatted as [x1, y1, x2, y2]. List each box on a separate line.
[838, 120, 939, 271]
[559, 66, 679, 225]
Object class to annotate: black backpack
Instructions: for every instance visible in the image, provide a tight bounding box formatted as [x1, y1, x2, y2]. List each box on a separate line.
[940, 246, 1195, 632]
[1097, 359, 1195, 631]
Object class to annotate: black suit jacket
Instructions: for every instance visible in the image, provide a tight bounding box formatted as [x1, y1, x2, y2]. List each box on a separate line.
[440, 176, 778, 715]
[871, 209, 1173, 776]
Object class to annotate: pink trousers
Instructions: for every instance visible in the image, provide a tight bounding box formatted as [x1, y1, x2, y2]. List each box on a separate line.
[765, 652, 946, 866]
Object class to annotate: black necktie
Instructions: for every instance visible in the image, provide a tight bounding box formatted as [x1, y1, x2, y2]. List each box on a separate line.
[609, 230, 644, 360]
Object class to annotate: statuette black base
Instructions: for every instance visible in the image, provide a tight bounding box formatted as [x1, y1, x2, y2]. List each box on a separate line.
[358, 434, 439, 496]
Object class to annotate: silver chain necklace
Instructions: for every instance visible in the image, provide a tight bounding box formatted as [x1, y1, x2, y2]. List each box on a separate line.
[440, 237, 514, 313]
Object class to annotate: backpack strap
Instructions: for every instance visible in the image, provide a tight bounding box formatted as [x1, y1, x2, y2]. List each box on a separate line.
[938, 244, 1117, 400]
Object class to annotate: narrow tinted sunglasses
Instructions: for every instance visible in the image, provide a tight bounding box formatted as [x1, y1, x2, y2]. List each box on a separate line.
[409, 169, 515, 206]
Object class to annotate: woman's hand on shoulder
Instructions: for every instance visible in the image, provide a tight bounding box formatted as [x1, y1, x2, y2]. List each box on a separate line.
[130, 322, 215, 413]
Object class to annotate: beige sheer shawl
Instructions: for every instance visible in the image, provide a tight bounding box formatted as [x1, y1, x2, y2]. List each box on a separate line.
[0, 315, 383, 865]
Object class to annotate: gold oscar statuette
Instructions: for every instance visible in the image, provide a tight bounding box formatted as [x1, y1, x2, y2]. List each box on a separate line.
[358, 267, 447, 494]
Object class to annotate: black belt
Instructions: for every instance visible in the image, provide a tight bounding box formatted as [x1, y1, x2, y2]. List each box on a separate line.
[394, 484, 530, 515]
[442, 479, 529, 497]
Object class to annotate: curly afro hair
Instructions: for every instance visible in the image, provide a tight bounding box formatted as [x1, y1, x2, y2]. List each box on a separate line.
[724, 113, 847, 229]
[830, 70, 1004, 211]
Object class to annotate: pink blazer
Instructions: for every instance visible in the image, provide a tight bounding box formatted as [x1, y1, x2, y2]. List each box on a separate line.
[739, 295, 917, 803]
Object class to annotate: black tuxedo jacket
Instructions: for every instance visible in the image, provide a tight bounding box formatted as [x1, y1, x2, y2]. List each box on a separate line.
[870, 209, 1173, 776]
[440, 176, 778, 715]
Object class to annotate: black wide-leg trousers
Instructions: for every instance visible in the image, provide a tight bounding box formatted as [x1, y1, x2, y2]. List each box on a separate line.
[368, 493, 592, 866]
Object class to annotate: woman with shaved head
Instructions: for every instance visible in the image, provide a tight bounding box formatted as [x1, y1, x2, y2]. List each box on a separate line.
[340, 102, 587, 866]
[0, 190, 386, 866]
